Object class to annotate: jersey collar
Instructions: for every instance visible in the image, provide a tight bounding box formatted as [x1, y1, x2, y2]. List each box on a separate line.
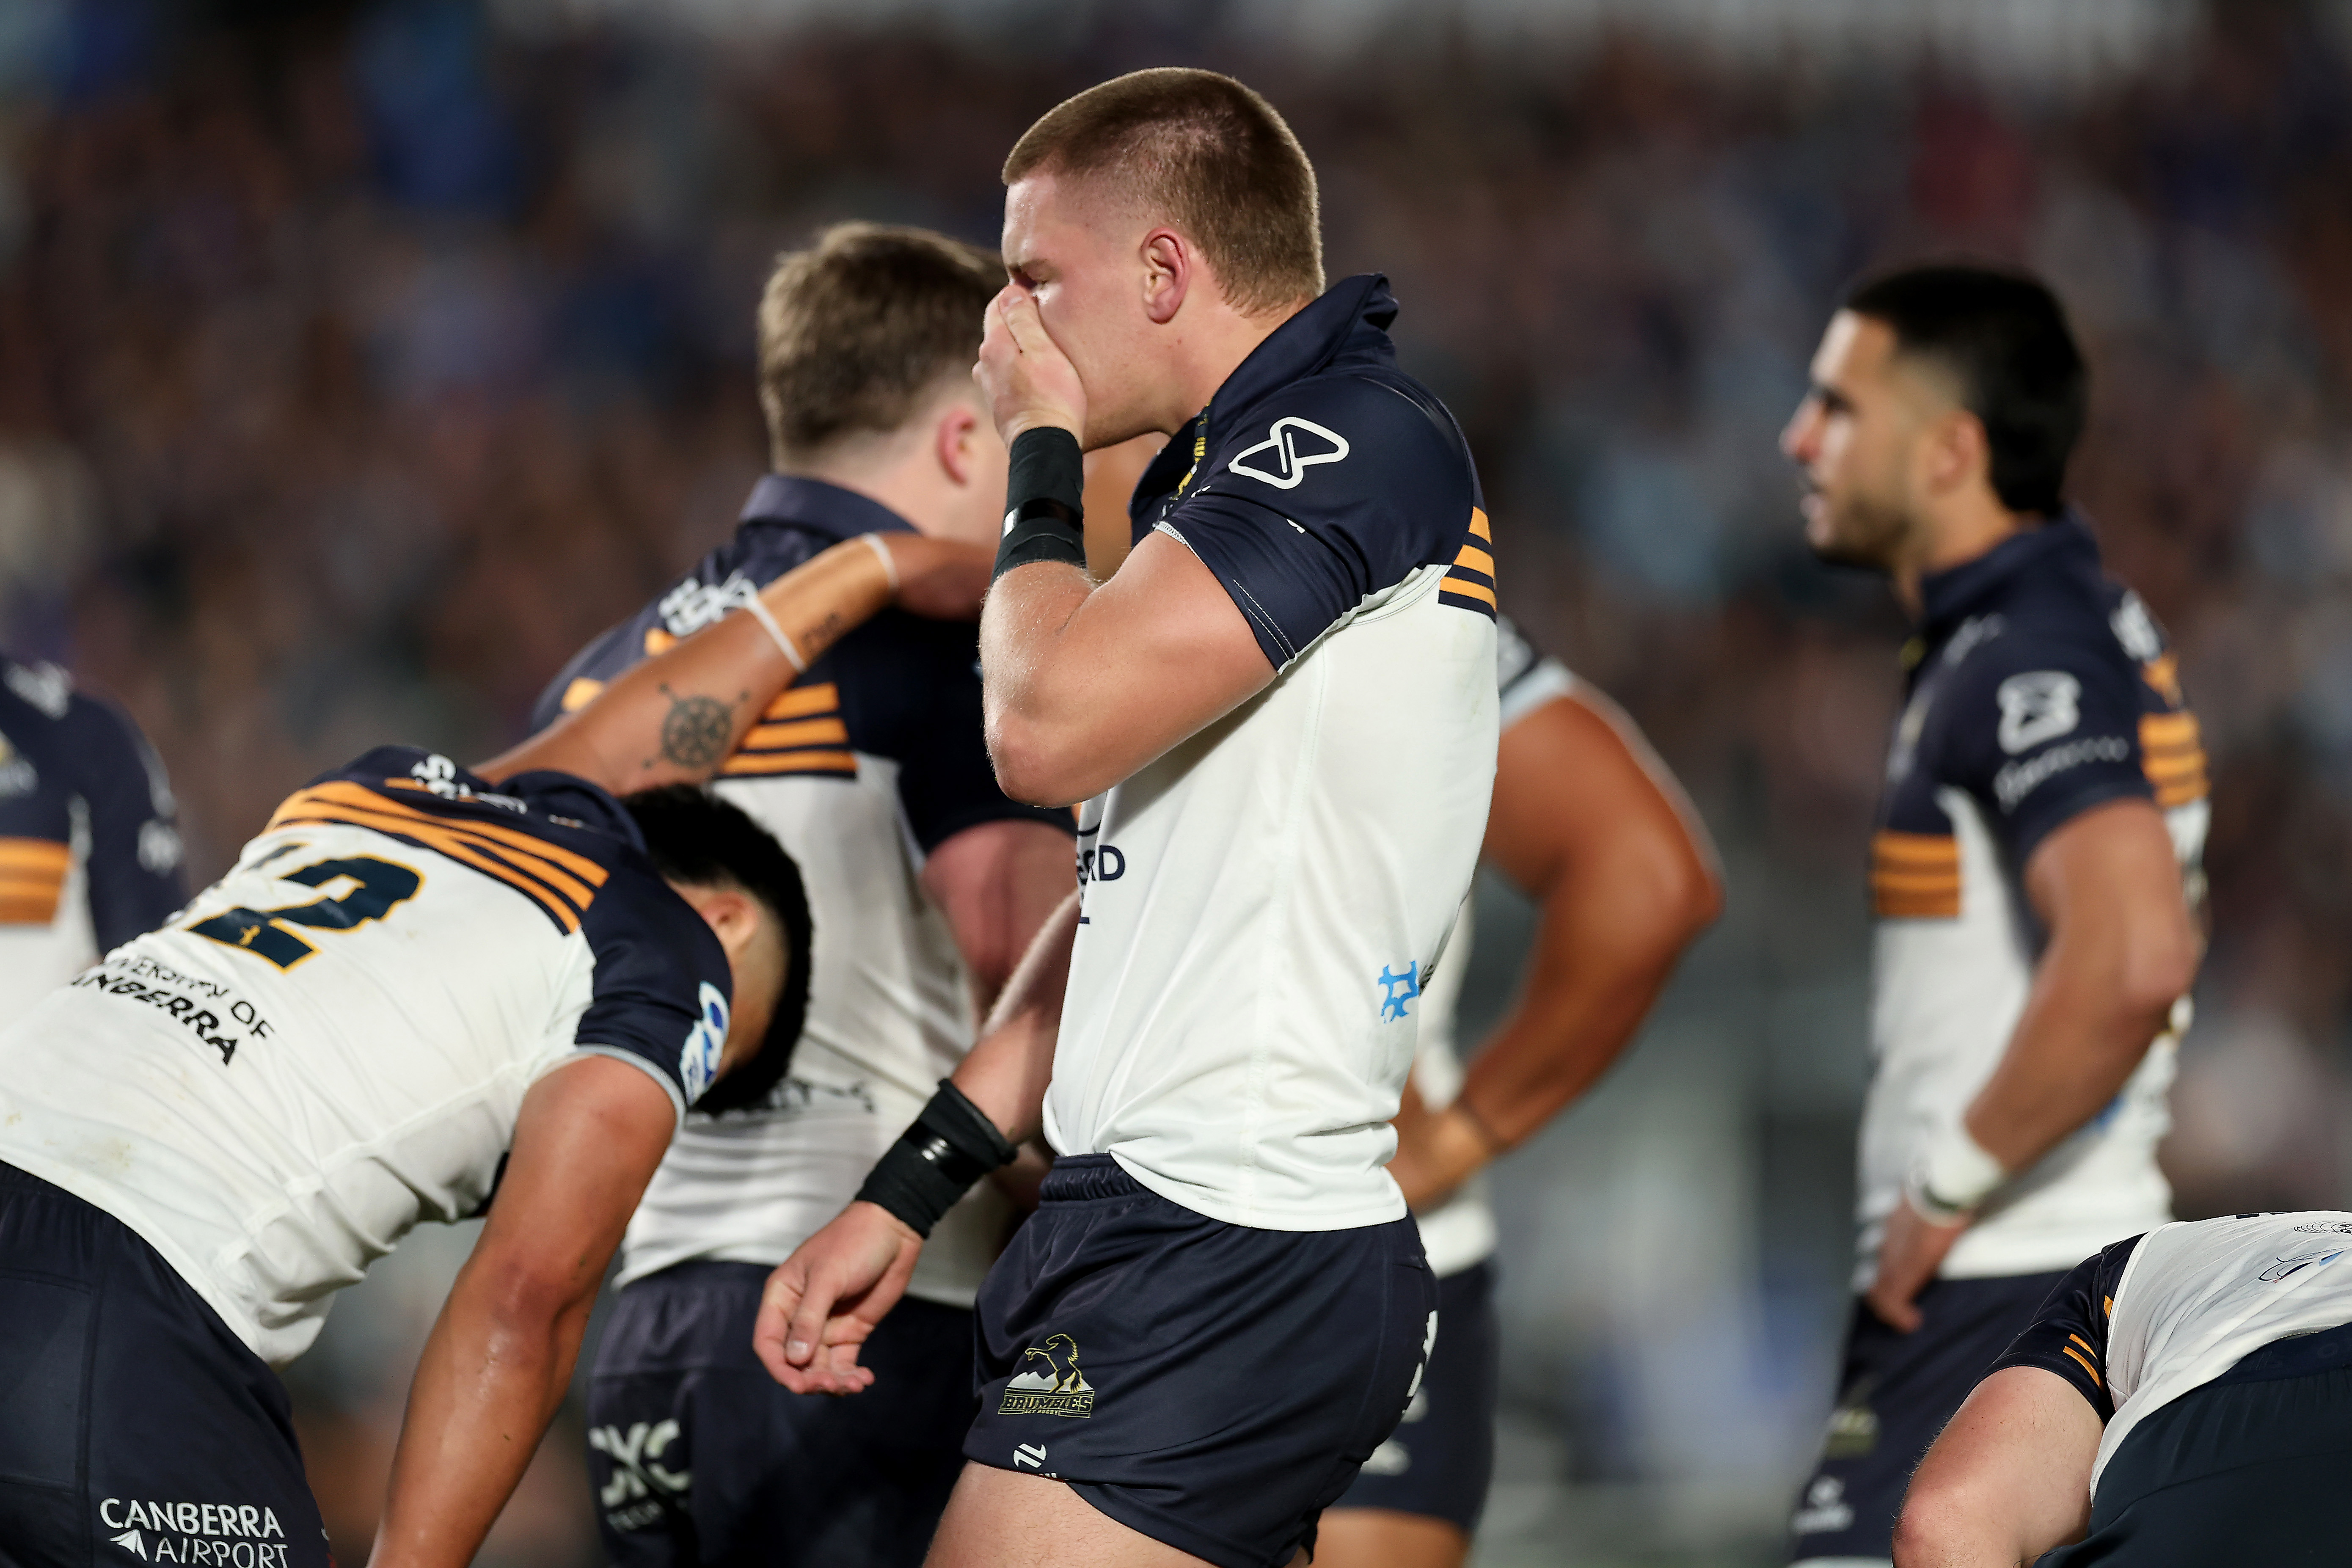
[1917, 509, 2102, 637]
[737, 474, 917, 540]
[1131, 273, 1402, 515]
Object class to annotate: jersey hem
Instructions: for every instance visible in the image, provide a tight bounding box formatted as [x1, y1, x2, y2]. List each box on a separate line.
[1106, 1149, 1410, 1232]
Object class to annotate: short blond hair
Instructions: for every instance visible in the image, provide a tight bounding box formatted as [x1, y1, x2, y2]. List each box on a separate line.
[756, 223, 1002, 468]
[1004, 69, 1323, 317]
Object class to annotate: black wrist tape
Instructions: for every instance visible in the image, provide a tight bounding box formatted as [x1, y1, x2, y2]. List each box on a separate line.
[994, 427, 1087, 581]
[854, 1079, 1019, 1237]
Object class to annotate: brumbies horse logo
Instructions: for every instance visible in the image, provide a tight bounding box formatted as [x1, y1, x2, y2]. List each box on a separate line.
[998, 1334, 1095, 1417]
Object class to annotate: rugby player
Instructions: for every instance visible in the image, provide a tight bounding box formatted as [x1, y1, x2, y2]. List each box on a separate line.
[1776, 265, 2206, 1567]
[0, 656, 183, 1018]
[760, 69, 1502, 1568]
[1321, 614, 1722, 1568]
[0, 526, 987, 1568]
[529, 222, 1074, 1567]
[1897, 1210, 2352, 1565]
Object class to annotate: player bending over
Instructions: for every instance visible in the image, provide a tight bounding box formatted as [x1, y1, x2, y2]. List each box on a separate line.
[1897, 1210, 2352, 1566]
[763, 68, 1503, 1568]
[1777, 265, 2206, 1567]
[0, 527, 985, 1568]
[1318, 615, 1721, 1568]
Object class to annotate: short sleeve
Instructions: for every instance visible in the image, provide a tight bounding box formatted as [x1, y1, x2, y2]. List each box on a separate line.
[67, 697, 186, 951]
[1939, 633, 2151, 866]
[1161, 378, 1471, 670]
[1986, 1235, 2143, 1420]
[1495, 615, 1578, 730]
[837, 615, 1074, 855]
[568, 862, 735, 1124]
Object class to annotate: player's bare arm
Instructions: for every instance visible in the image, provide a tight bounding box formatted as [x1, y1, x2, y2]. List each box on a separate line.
[755, 889, 1079, 1395]
[365, 1056, 684, 1568]
[975, 286, 1274, 805]
[1891, 1367, 2098, 1567]
[1867, 797, 2200, 1330]
[479, 529, 990, 792]
[1386, 686, 1723, 1210]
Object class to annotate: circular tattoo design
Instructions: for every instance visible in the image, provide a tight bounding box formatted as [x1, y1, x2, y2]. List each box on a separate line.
[661, 694, 733, 769]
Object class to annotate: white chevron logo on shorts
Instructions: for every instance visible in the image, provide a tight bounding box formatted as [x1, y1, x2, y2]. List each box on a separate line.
[1227, 417, 1349, 491]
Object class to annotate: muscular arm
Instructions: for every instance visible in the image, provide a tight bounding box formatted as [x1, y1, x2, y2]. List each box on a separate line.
[753, 892, 1079, 1394]
[981, 534, 1271, 806]
[1869, 798, 2200, 1328]
[1893, 1367, 2100, 1568]
[476, 533, 989, 791]
[1967, 798, 2200, 1168]
[369, 1056, 677, 1568]
[1389, 689, 1722, 1208]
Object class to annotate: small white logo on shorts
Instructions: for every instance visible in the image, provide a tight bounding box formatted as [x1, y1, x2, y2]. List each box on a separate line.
[1014, 1443, 1047, 1469]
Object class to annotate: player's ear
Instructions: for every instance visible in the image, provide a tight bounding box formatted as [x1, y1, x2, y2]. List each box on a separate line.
[675, 882, 763, 963]
[935, 397, 988, 488]
[1923, 406, 1991, 499]
[1140, 228, 1190, 325]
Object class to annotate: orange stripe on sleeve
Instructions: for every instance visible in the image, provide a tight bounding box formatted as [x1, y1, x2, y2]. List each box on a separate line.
[762, 683, 840, 722]
[1467, 507, 1490, 542]
[719, 750, 859, 777]
[1440, 576, 1497, 608]
[741, 717, 851, 751]
[2061, 1344, 2102, 1386]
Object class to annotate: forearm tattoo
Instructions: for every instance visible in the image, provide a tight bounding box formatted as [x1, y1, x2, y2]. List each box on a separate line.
[654, 683, 744, 771]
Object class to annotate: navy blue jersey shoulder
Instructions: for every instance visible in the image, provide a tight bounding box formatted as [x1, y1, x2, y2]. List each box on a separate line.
[1988, 1234, 2143, 1420]
[529, 477, 1067, 853]
[1131, 276, 1490, 670]
[1877, 516, 2192, 874]
[0, 657, 184, 950]
[279, 746, 730, 1108]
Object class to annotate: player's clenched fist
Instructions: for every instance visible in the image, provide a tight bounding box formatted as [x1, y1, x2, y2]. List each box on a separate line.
[752, 1200, 926, 1395]
[975, 284, 1088, 446]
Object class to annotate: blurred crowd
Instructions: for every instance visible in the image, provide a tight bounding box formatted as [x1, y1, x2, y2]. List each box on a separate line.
[5, 1, 2351, 1561]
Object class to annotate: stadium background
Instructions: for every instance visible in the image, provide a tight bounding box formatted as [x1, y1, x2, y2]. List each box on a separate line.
[0, 0, 2344, 1561]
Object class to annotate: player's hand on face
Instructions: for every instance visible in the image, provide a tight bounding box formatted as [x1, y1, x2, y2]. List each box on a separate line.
[752, 1200, 925, 1395]
[883, 535, 995, 621]
[975, 284, 1088, 446]
[1866, 1194, 1969, 1334]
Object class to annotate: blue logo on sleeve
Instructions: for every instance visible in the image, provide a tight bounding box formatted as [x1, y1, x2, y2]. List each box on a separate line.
[679, 982, 730, 1103]
[1377, 962, 1421, 1022]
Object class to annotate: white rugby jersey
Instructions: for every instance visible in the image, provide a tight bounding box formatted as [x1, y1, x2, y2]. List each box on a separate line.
[0, 658, 183, 1021]
[1989, 1212, 2352, 1492]
[1043, 276, 1501, 1232]
[1411, 616, 1580, 1277]
[0, 748, 732, 1365]
[532, 478, 1072, 1303]
[1854, 518, 2206, 1286]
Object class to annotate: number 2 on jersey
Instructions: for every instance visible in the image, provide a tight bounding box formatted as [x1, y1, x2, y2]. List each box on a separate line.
[185, 855, 423, 970]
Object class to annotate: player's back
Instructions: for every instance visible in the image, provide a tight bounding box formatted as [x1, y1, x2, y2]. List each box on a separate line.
[0, 747, 727, 1364]
[0, 657, 183, 1018]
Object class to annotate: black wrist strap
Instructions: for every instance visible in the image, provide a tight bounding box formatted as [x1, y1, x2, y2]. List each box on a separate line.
[994, 427, 1088, 581]
[854, 1079, 1019, 1237]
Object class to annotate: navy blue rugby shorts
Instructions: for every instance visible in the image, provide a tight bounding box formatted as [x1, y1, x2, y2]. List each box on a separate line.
[1787, 1271, 2065, 1565]
[1331, 1258, 1498, 1533]
[586, 1259, 978, 1568]
[2035, 1321, 2352, 1567]
[965, 1153, 1437, 1568]
[0, 1161, 331, 1568]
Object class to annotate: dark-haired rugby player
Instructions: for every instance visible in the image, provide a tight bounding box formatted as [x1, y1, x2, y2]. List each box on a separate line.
[1778, 265, 2206, 1567]
[763, 68, 1501, 1568]
[0, 528, 986, 1568]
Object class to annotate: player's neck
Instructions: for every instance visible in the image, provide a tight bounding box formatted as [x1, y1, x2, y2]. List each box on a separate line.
[1891, 494, 2034, 620]
[1151, 295, 1305, 433]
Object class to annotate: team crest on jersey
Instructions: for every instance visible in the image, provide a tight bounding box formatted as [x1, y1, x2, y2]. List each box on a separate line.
[998, 1334, 1094, 1417]
[1377, 962, 1421, 1022]
[678, 982, 729, 1103]
[1227, 416, 1348, 491]
[1995, 671, 2081, 754]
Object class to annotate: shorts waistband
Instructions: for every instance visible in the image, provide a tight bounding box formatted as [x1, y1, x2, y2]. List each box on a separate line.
[2216, 1318, 2352, 1387]
[1038, 1152, 1146, 1204]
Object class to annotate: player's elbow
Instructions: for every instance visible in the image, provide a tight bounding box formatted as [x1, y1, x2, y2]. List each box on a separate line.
[465, 1247, 597, 1343]
[2115, 903, 2201, 1028]
[1892, 1469, 2001, 1568]
[986, 712, 1093, 807]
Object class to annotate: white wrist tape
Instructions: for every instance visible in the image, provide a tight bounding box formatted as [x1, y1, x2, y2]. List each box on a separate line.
[862, 531, 899, 593]
[1907, 1125, 2006, 1224]
[738, 587, 805, 674]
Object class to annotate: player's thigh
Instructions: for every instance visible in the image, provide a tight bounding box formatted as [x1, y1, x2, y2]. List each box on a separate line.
[1312, 1508, 1468, 1568]
[926, 1464, 1245, 1568]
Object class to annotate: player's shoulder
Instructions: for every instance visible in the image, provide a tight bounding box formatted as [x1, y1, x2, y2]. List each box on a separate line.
[1204, 366, 1473, 521]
